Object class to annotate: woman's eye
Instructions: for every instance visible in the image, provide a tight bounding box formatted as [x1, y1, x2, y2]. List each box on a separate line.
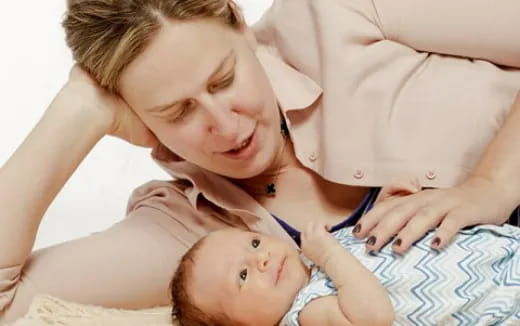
[209, 74, 234, 93]
[167, 100, 194, 123]
[239, 268, 248, 284]
[251, 239, 261, 248]
[167, 110, 185, 123]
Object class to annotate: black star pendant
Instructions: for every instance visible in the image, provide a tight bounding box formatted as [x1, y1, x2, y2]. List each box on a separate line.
[266, 183, 276, 197]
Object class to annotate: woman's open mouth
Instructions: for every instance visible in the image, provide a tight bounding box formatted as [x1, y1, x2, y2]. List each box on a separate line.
[222, 130, 257, 160]
[229, 136, 252, 153]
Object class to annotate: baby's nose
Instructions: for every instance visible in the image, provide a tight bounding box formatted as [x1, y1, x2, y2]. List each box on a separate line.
[255, 251, 270, 272]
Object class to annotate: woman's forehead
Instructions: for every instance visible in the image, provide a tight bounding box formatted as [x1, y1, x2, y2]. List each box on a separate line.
[119, 19, 241, 109]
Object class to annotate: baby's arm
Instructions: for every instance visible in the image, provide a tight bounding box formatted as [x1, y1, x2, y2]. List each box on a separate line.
[299, 222, 394, 326]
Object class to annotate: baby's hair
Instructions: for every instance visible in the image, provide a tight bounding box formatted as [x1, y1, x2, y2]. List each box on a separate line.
[169, 233, 237, 326]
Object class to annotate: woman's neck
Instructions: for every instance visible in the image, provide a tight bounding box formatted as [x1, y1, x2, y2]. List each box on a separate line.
[231, 137, 299, 200]
[234, 141, 370, 229]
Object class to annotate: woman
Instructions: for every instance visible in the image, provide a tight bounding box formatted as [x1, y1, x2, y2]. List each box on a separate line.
[1, 0, 520, 323]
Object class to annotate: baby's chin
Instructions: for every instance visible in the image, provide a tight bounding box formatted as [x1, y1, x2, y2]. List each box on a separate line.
[279, 259, 311, 309]
[271, 290, 304, 325]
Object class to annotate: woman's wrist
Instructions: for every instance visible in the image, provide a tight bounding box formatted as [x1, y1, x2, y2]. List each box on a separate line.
[470, 92, 520, 211]
[49, 82, 115, 137]
[467, 174, 520, 216]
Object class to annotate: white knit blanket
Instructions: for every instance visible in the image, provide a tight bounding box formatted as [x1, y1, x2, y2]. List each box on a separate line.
[10, 295, 175, 326]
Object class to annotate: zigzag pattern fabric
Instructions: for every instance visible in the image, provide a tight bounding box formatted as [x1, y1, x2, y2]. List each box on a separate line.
[281, 224, 520, 326]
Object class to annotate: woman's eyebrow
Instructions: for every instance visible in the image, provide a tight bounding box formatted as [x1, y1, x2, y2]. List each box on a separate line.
[145, 49, 236, 114]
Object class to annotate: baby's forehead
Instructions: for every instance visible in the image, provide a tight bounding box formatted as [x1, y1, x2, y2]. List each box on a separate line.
[199, 229, 258, 255]
[191, 230, 250, 274]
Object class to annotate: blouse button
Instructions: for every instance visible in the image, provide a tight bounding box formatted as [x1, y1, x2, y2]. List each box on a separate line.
[425, 170, 437, 180]
[353, 169, 364, 179]
[309, 152, 318, 162]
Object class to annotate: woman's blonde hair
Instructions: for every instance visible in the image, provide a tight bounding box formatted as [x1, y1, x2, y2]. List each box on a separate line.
[63, 0, 242, 94]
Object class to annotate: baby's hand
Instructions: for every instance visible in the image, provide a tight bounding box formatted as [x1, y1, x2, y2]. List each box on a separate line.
[301, 221, 341, 268]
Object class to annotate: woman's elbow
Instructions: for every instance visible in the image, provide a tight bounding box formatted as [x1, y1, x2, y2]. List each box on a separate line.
[0, 265, 27, 323]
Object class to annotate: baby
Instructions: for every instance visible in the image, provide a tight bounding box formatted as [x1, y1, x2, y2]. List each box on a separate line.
[169, 183, 520, 326]
[170, 222, 520, 326]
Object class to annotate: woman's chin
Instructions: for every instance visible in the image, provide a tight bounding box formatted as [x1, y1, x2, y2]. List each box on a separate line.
[219, 163, 269, 180]
[217, 152, 274, 180]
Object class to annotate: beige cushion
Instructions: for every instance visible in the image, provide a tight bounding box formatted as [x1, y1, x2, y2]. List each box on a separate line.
[10, 295, 177, 326]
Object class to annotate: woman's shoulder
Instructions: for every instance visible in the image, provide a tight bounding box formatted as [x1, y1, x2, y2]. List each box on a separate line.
[127, 179, 192, 212]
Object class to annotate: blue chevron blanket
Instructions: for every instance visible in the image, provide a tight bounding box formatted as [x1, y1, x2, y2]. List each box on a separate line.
[281, 224, 520, 326]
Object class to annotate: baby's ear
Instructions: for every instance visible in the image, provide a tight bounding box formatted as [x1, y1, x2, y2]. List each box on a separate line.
[375, 177, 421, 205]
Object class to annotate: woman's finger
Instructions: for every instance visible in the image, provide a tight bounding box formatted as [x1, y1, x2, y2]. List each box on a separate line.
[390, 204, 449, 254]
[363, 201, 420, 251]
[354, 196, 404, 238]
[430, 212, 467, 250]
[374, 178, 421, 205]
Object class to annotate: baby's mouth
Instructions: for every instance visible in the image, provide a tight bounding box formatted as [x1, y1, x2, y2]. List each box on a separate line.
[276, 256, 286, 285]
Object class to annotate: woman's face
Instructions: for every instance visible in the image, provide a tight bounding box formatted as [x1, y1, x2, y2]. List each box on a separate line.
[119, 18, 282, 179]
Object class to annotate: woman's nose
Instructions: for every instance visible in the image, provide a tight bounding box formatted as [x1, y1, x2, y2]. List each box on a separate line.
[201, 96, 238, 138]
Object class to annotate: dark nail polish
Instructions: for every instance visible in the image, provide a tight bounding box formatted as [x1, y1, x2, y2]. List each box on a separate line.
[367, 236, 377, 246]
[432, 237, 441, 247]
[393, 238, 402, 247]
[353, 224, 362, 233]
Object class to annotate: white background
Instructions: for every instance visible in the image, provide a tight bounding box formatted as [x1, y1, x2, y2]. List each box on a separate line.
[0, 0, 273, 250]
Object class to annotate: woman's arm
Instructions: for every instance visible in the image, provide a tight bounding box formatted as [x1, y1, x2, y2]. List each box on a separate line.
[0, 80, 108, 269]
[374, 0, 520, 67]
[0, 66, 158, 320]
[0, 66, 157, 267]
[0, 181, 192, 323]
[300, 222, 393, 326]
[358, 92, 520, 253]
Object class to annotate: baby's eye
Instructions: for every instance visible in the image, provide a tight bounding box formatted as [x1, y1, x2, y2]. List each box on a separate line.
[251, 239, 261, 248]
[239, 268, 248, 286]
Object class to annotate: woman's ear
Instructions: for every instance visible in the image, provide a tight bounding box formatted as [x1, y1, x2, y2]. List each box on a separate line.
[228, 0, 258, 48]
[228, 0, 244, 25]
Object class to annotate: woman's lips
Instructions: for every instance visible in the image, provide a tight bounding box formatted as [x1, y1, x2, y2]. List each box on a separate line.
[221, 129, 257, 161]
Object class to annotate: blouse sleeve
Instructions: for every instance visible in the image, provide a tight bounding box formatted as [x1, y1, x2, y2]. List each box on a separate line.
[373, 0, 520, 67]
[0, 180, 202, 324]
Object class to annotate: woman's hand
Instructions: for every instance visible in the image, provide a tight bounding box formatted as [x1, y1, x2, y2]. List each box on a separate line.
[301, 221, 340, 268]
[356, 91, 520, 254]
[355, 176, 518, 254]
[60, 65, 158, 148]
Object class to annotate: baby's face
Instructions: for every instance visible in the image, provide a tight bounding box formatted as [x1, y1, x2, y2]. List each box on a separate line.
[189, 228, 310, 326]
